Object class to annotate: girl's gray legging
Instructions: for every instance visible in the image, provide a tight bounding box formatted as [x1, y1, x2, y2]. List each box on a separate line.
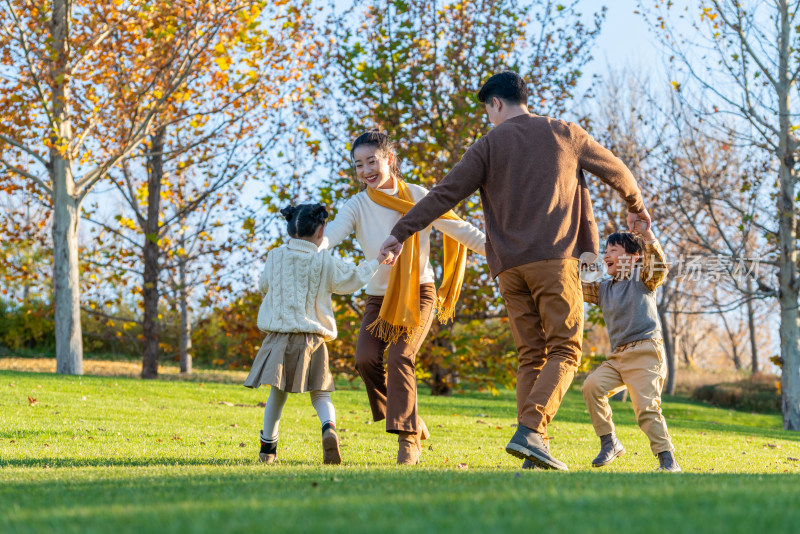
[261, 387, 334, 442]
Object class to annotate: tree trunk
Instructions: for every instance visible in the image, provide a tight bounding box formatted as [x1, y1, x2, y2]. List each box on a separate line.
[719, 310, 742, 371]
[745, 278, 759, 374]
[141, 128, 165, 379]
[179, 254, 192, 374]
[776, 0, 800, 430]
[51, 0, 82, 375]
[52, 164, 82, 375]
[659, 307, 676, 394]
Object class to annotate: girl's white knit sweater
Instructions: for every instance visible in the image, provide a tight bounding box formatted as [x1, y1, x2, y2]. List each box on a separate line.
[256, 238, 379, 340]
[322, 182, 486, 296]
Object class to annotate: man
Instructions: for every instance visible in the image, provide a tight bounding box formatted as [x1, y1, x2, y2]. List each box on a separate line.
[380, 71, 651, 470]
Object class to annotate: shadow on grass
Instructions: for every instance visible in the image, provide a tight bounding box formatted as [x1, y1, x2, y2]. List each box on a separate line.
[0, 457, 258, 468]
[2, 469, 800, 534]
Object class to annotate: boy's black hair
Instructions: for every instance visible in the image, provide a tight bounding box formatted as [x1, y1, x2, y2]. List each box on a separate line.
[279, 203, 329, 239]
[606, 232, 643, 255]
[477, 71, 528, 106]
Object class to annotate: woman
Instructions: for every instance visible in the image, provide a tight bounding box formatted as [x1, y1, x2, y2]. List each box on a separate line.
[323, 130, 486, 465]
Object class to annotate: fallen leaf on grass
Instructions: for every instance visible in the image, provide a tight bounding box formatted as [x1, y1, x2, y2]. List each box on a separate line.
[27, 396, 38, 406]
[239, 442, 246, 447]
[476, 420, 487, 425]
[457, 463, 468, 470]
[230, 424, 238, 428]
[9, 383, 16, 387]
[157, 438, 162, 442]
[172, 435, 181, 441]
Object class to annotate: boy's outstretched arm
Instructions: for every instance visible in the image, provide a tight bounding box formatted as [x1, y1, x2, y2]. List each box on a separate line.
[640, 234, 668, 291]
[581, 281, 600, 305]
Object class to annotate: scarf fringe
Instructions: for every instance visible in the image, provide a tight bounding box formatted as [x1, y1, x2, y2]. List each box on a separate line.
[366, 316, 422, 345]
[436, 299, 457, 325]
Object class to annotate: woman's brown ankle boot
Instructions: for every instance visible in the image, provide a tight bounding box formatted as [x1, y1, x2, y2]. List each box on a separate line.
[397, 432, 420, 465]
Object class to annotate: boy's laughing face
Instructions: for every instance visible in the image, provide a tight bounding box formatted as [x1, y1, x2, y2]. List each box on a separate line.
[603, 243, 639, 278]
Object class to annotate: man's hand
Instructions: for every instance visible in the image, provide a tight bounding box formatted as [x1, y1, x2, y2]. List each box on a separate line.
[627, 207, 652, 233]
[380, 235, 403, 266]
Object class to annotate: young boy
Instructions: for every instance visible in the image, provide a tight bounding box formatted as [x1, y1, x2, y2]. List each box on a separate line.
[580, 224, 680, 472]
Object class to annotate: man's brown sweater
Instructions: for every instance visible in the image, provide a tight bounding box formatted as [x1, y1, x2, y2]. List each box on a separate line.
[390, 114, 644, 277]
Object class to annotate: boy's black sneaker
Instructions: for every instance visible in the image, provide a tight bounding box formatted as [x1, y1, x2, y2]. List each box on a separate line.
[592, 432, 626, 467]
[657, 450, 681, 472]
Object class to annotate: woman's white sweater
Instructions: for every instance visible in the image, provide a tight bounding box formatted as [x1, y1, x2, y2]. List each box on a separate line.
[322, 182, 486, 296]
[256, 238, 379, 340]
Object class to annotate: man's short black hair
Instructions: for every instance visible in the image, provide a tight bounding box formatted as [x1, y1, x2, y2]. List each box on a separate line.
[477, 71, 528, 106]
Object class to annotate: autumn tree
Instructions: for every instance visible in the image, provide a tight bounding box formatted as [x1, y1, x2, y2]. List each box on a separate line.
[641, 0, 799, 428]
[0, 0, 306, 375]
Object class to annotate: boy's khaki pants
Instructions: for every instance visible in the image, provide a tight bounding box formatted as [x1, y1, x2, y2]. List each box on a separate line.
[581, 339, 674, 455]
[497, 259, 583, 440]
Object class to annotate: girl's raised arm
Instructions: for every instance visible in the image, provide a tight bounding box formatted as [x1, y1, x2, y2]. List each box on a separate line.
[328, 255, 380, 295]
[321, 198, 358, 251]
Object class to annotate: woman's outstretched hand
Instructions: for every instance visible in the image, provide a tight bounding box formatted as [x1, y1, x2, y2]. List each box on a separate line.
[380, 236, 403, 266]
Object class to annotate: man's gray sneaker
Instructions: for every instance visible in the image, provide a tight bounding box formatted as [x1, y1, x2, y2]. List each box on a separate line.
[657, 450, 681, 472]
[505, 424, 568, 471]
[592, 432, 626, 467]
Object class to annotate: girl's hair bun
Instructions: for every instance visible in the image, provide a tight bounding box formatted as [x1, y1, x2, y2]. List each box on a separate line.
[283, 202, 329, 239]
[280, 205, 297, 222]
[312, 204, 329, 224]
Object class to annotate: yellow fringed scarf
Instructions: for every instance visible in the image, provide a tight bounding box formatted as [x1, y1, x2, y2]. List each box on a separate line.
[366, 179, 468, 344]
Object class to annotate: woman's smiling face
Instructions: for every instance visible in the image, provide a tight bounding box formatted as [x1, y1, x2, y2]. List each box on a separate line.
[352, 144, 395, 190]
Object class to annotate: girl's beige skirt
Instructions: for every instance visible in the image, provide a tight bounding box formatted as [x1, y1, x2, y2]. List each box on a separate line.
[244, 331, 334, 392]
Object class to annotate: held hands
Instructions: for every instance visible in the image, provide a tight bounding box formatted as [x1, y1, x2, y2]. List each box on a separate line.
[377, 250, 394, 265]
[627, 207, 655, 240]
[628, 207, 656, 242]
[379, 235, 403, 266]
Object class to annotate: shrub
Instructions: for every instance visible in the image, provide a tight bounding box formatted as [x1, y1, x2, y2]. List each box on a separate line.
[691, 373, 781, 413]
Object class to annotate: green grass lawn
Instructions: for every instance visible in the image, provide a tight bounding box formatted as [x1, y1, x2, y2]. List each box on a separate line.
[2, 369, 800, 534]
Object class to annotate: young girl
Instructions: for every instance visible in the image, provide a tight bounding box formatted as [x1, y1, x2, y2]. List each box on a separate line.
[322, 131, 486, 465]
[580, 224, 680, 472]
[244, 202, 385, 464]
